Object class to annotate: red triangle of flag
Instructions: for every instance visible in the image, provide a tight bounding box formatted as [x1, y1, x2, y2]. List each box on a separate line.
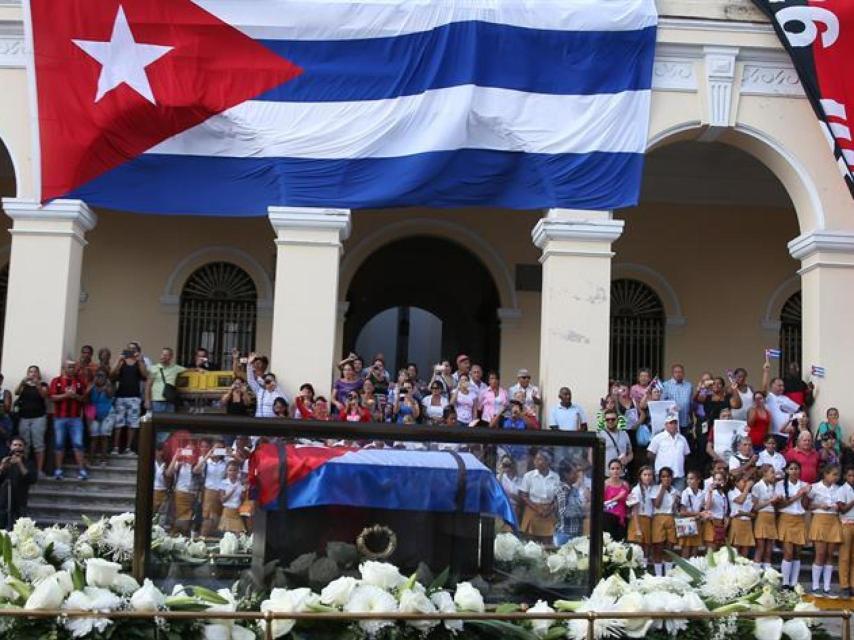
[31, 0, 302, 203]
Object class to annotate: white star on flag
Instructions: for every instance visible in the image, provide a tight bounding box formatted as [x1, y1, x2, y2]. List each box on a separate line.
[73, 5, 173, 104]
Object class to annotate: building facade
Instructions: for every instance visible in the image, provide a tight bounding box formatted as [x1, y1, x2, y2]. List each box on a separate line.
[1, 0, 853, 424]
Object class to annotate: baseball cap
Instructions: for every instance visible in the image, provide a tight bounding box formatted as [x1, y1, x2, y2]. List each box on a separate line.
[517, 368, 530, 378]
[456, 354, 470, 365]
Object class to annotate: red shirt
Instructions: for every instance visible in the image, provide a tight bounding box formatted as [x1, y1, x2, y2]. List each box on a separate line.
[338, 407, 371, 423]
[785, 446, 821, 484]
[49, 375, 85, 418]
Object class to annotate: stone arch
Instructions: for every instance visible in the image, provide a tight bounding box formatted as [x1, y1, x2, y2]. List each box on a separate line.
[612, 263, 686, 327]
[762, 276, 801, 331]
[160, 245, 273, 313]
[340, 217, 518, 312]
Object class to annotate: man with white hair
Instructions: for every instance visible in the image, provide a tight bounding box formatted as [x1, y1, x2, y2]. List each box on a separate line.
[647, 412, 690, 491]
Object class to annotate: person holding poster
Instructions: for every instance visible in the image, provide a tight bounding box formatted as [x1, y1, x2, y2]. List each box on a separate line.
[706, 407, 747, 464]
[693, 376, 743, 429]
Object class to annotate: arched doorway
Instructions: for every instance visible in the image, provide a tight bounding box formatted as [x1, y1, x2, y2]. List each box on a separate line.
[355, 306, 443, 380]
[177, 262, 258, 369]
[344, 236, 500, 374]
[779, 291, 802, 374]
[609, 278, 665, 383]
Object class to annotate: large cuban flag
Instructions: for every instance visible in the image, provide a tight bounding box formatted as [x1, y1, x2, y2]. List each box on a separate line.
[29, 0, 657, 215]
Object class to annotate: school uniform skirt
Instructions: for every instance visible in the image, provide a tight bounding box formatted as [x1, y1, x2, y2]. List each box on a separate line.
[777, 513, 807, 545]
[651, 514, 677, 545]
[219, 507, 245, 534]
[174, 490, 195, 522]
[753, 511, 778, 540]
[153, 490, 167, 515]
[627, 515, 651, 544]
[728, 518, 755, 547]
[808, 513, 842, 544]
[521, 505, 556, 537]
[703, 519, 727, 544]
[677, 517, 703, 548]
[202, 488, 223, 521]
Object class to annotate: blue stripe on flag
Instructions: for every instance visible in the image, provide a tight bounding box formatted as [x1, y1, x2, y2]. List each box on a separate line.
[256, 21, 656, 102]
[67, 149, 645, 214]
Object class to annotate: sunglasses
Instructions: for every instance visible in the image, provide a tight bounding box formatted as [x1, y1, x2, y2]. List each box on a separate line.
[604, 417, 617, 422]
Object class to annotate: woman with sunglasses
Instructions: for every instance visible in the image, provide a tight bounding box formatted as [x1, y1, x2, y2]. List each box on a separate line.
[246, 367, 288, 418]
[332, 361, 364, 412]
[339, 391, 371, 422]
[422, 382, 449, 424]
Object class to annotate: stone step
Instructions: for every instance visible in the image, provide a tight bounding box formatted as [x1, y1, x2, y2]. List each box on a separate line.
[32, 477, 136, 494]
[27, 500, 131, 523]
[58, 464, 139, 481]
[28, 488, 136, 508]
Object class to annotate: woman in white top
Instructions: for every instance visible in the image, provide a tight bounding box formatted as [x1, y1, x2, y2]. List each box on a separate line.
[422, 382, 449, 424]
[836, 467, 854, 598]
[727, 476, 755, 557]
[703, 469, 730, 551]
[679, 470, 705, 558]
[730, 368, 754, 421]
[626, 465, 655, 561]
[751, 464, 780, 568]
[451, 374, 479, 426]
[757, 434, 786, 480]
[219, 460, 246, 534]
[165, 447, 197, 535]
[519, 451, 560, 544]
[194, 439, 228, 537]
[153, 444, 169, 516]
[775, 460, 810, 588]
[807, 464, 842, 596]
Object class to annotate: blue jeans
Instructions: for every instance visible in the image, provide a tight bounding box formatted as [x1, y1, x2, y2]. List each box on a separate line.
[54, 417, 84, 451]
[553, 533, 571, 547]
[152, 402, 176, 445]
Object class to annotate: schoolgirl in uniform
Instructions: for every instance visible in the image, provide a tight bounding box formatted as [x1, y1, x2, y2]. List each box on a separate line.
[775, 460, 810, 588]
[727, 476, 755, 557]
[650, 467, 680, 576]
[626, 465, 655, 565]
[807, 463, 842, 596]
[835, 466, 854, 598]
[703, 468, 730, 552]
[751, 463, 780, 569]
[678, 470, 705, 558]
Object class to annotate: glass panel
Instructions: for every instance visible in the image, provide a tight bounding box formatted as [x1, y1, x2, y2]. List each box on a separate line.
[143, 421, 601, 602]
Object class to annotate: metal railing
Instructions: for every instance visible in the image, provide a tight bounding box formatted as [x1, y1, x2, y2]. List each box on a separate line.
[0, 607, 848, 640]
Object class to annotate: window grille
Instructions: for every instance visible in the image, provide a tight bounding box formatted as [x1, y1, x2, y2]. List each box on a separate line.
[177, 262, 257, 370]
[609, 278, 665, 384]
[779, 291, 802, 376]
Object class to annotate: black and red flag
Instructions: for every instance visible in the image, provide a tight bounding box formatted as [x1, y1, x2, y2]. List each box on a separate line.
[752, 1, 854, 197]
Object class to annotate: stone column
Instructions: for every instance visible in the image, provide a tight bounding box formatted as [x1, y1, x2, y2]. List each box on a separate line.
[532, 208, 624, 424]
[1, 198, 96, 379]
[789, 230, 854, 424]
[268, 206, 351, 397]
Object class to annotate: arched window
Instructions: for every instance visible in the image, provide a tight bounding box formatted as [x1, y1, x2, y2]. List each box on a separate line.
[609, 279, 665, 384]
[779, 291, 802, 374]
[178, 262, 257, 370]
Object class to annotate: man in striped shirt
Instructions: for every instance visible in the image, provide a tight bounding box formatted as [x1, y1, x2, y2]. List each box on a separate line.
[661, 364, 694, 430]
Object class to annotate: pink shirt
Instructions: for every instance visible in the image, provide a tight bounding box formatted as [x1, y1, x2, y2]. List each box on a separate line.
[605, 482, 629, 525]
[479, 387, 508, 422]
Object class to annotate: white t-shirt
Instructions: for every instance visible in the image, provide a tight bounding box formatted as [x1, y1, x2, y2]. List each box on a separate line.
[706, 489, 729, 519]
[154, 461, 167, 491]
[729, 454, 753, 472]
[520, 469, 560, 504]
[647, 431, 690, 478]
[728, 488, 753, 519]
[628, 484, 654, 517]
[499, 473, 523, 506]
[452, 388, 479, 424]
[809, 481, 839, 515]
[174, 462, 194, 493]
[775, 479, 807, 515]
[220, 478, 243, 509]
[766, 392, 800, 434]
[837, 483, 854, 523]
[421, 395, 448, 421]
[731, 387, 754, 421]
[203, 459, 227, 490]
[757, 450, 786, 477]
[751, 479, 777, 513]
[680, 487, 706, 514]
[649, 485, 679, 515]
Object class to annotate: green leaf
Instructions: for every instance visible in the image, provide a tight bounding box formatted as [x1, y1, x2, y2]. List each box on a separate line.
[72, 564, 85, 592]
[400, 572, 418, 594]
[466, 620, 539, 640]
[495, 603, 521, 614]
[665, 550, 703, 586]
[191, 585, 229, 605]
[553, 600, 581, 612]
[5, 576, 32, 602]
[544, 625, 568, 640]
[427, 566, 450, 593]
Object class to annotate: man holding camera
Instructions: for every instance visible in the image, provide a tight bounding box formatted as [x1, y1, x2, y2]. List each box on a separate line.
[111, 342, 148, 456]
[0, 437, 37, 529]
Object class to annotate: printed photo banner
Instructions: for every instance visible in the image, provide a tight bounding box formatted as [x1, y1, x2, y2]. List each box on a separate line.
[751, 1, 854, 198]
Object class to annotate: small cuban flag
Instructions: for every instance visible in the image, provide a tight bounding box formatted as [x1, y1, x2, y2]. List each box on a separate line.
[765, 348, 782, 359]
[811, 365, 826, 378]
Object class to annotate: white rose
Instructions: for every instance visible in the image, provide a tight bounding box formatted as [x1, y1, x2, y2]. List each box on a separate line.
[81, 520, 107, 544]
[112, 573, 141, 595]
[493, 533, 522, 563]
[577, 556, 589, 572]
[359, 561, 406, 590]
[260, 587, 313, 639]
[320, 576, 359, 607]
[130, 579, 166, 612]
[24, 575, 66, 610]
[12, 518, 37, 542]
[43, 527, 74, 547]
[17, 539, 42, 561]
[74, 542, 94, 560]
[219, 532, 239, 556]
[344, 585, 399, 636]
[610, 547, 628, 565]
[754, 617, 784, 640]
[399, 588, 439, 632]
[431, 590, 463, 632]
[85, 558, 122, 588]
[527, 600, 555, 638]
[521, 541, 544, 562]
[453, 582, 485, 613]
[546, 553, 568, 574]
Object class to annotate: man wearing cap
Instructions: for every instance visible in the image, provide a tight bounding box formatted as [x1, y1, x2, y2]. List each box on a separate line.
[548, 387, 587, 432]
[646, 412, 690, 491]
[509, 369, 542, 414]
[452, 354, 472, 385]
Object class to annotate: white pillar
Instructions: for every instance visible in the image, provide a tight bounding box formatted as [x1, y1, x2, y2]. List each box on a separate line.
[268, 207, 351, 397]
[789, 230, 854, 427]
[532, 208, 624, 423]
[1, 198, 96, 380]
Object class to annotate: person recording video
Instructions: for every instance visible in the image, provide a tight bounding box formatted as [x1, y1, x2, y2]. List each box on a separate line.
[0, 437, 37, 530]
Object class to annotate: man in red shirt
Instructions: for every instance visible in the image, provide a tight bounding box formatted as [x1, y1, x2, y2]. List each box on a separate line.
[784, 430, 821, 484]
[49, 361, 88, 480]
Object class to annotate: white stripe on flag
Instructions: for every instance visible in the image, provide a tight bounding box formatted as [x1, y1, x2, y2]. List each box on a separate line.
[192, 0, 658, 41]
[149, 85, 651, 159]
